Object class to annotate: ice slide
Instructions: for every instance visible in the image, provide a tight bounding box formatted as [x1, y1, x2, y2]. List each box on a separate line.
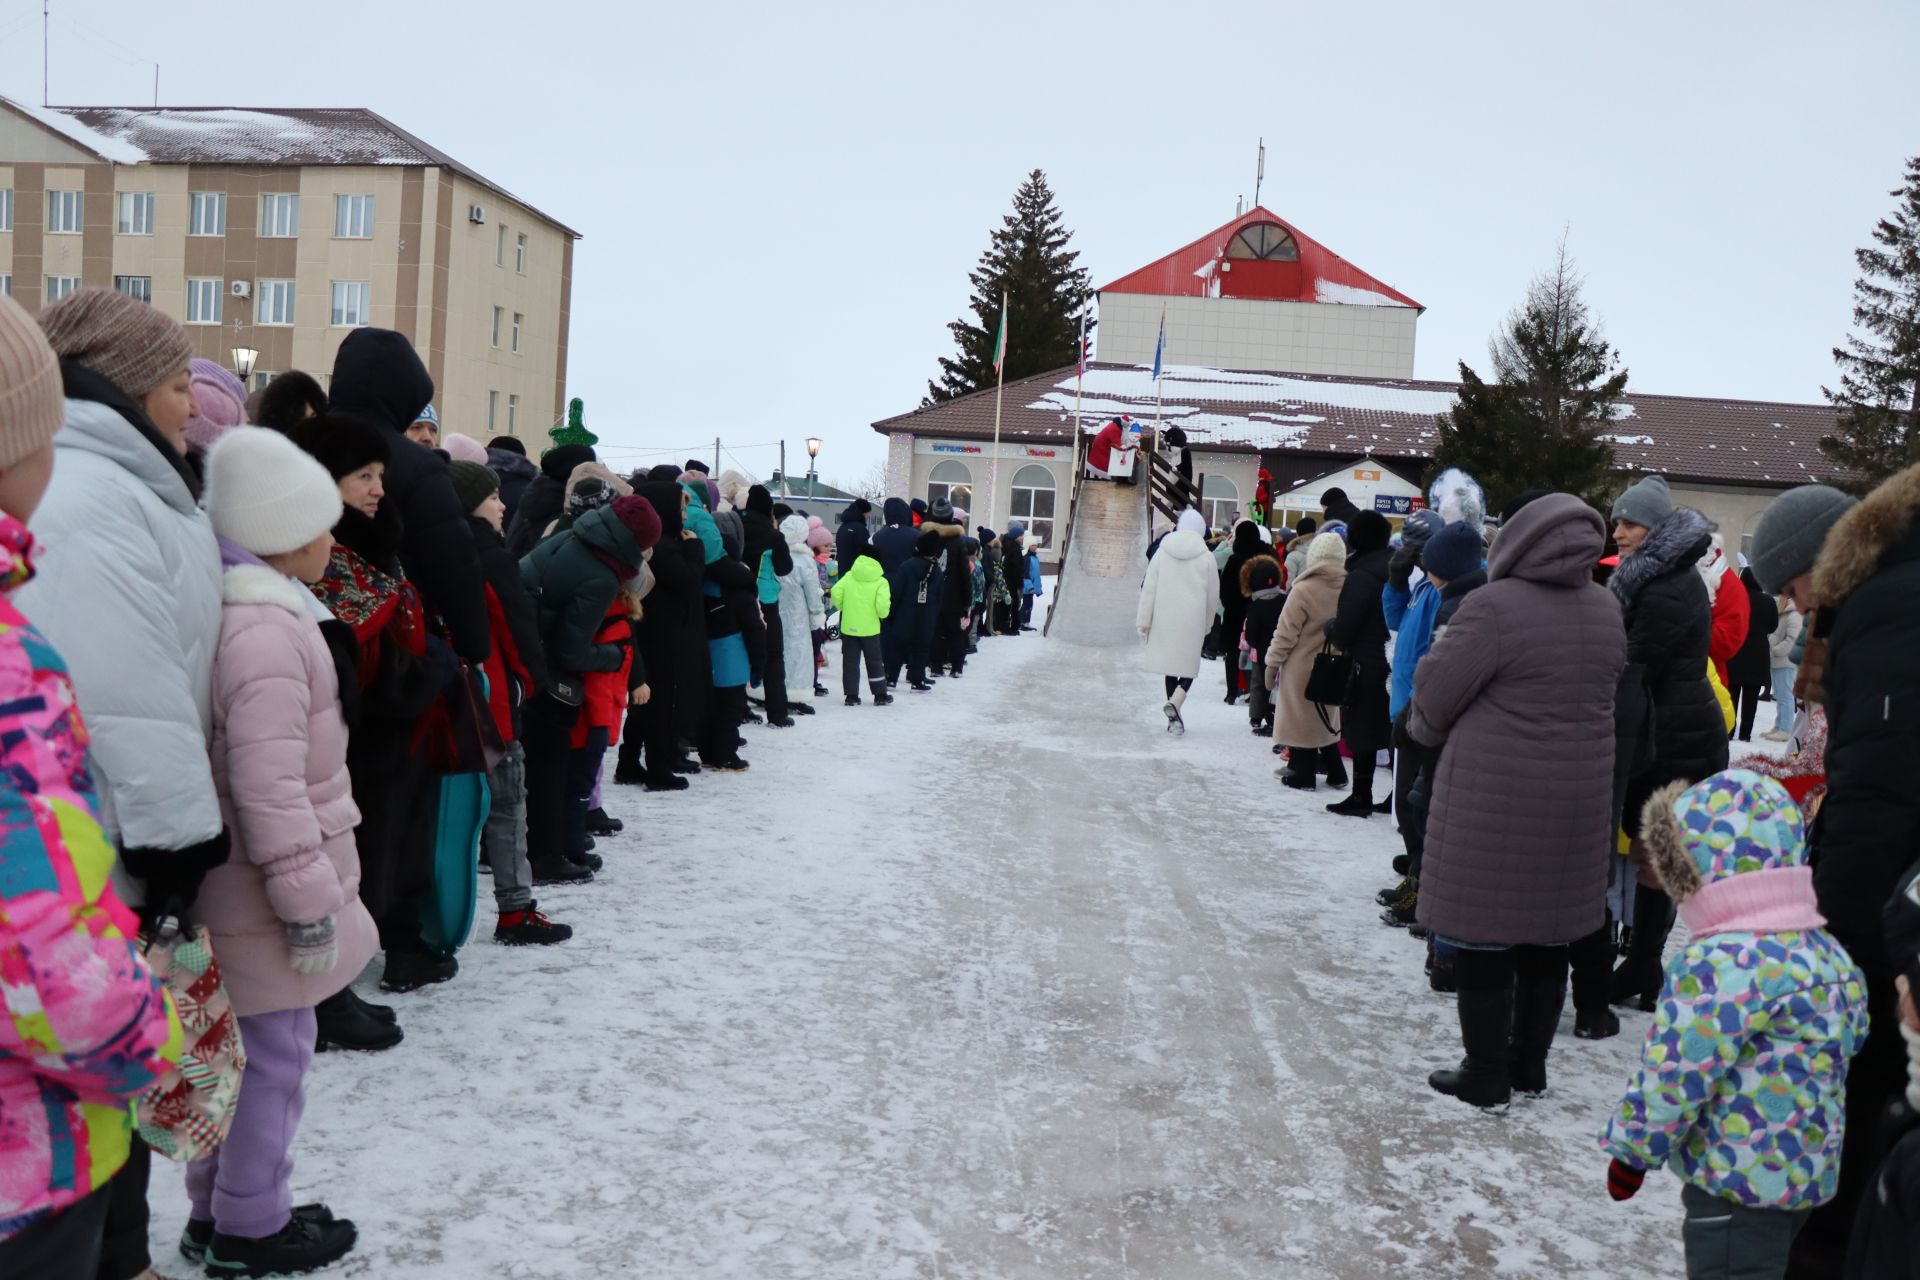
[1044, 476, 1149, 649]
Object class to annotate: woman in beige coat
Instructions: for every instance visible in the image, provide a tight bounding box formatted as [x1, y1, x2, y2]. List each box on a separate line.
[1266, 531, 1349, 789]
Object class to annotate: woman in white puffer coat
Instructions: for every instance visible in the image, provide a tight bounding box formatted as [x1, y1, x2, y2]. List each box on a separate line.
[777, 514, 826, 713]
[1137, 509, 1220, 735]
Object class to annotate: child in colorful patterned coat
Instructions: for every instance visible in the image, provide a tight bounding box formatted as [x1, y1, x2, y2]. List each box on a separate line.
[1601, 768, 1870, 1278]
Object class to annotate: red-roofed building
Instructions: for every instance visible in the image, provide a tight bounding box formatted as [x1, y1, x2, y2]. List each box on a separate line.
[1095, 207, 1423, 379]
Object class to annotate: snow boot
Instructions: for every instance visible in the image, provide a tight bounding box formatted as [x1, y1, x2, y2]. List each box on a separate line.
[643, 773, 690, 792]
[1568, 924, 1620, 1040]
[668, 756, 702, 775]
[1508, 950, 1569, 1098]
[1376, 876, 1413, 907]
[1163, 702, 1185, 735]
[1428, 953, 1512, 1111]
[313, 989, 403, 1052]
[1322, 760, 1350, 789]
[181, 1205, 337, 1267]
[530, 856, 593, 886]
[378, 950, 457, 993]
[612, 763, 646, 786]
[496, 903, 573, 945]
[1277, 767, 1316, 790]
[909, 681, 934, 693]
[871, 682, 893, 706]
[1326, 792, 1374, 819]
[585, 807, 622, 836]
[1573, 1009, 1621, 1040]
[705, 757, 750, 772]
[205, 1211, 357, 1278]
[844, 695, 861, 707]
[814, 683, 830, 698]
[789, 703, 816, 715]
[1380, 880, 1419, 928]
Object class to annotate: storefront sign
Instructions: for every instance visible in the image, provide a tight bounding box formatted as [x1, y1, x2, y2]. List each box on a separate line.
[930, 443, 983, 454]
[1374, 495, 1412, 515]
[1353, 468, 1381, 482]
[1024, 447, 1058, 458]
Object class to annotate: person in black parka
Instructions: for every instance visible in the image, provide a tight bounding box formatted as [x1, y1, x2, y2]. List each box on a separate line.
[1219, 520, 1268, 703]
[487, 438, 540, 529]
[504, 443, 596, 559]
[1607, 503, 1729, 1007]
[740, 484, 794, 725]
[327, 328, 491, 664]
[924, 498, 970, 676]
[1725, 565, 1779, 742]
[835, 498, 874, 577]
[1240, 555, 1286, 732]
[1327, 510, 1394, 817]
[888, 530, 944, 690]
[617, 480, 707, 789]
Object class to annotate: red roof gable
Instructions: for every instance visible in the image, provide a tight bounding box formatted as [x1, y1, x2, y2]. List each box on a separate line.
[1098, 206, 1422, 311]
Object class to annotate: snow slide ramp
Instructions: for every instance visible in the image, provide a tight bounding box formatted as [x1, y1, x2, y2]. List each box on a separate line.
[1045, 478, 1147, 648]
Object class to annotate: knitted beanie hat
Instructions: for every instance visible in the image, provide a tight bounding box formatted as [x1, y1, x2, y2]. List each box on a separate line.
[0, 293, 65, 470]
[611, 494, 662, 552]
[1422, 521, 1486, 582]
[1610, 474, 1674, 528]
[37, 287, 193, 399]
[205, 427, 343, 556]
[447, 460, 500, 514]
[442, 432, 488, 464]
[1306, 528, 1348, 569]
[1750, 484, 1858, 594]
[185, 358, 248, 456]
[1398, 508, 1443, 552]
[805, 523, 833, 550]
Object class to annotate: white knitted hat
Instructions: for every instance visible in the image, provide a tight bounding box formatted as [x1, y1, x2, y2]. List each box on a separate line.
[205, 426, 343, 556]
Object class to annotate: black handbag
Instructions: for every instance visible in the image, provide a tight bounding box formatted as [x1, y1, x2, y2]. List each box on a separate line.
[1304, 643, 1355, 734]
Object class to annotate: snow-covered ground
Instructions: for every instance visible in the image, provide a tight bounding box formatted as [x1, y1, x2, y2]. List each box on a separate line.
[145, 626, 1735, 1279]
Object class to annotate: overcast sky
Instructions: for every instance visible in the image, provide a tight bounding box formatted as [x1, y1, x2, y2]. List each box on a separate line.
[4, 0, 1915, 486]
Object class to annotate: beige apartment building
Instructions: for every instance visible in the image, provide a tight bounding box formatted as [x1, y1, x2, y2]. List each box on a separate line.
[0, 98, 578, 447]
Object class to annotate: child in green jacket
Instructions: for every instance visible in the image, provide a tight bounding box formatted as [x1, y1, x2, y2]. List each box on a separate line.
[830, 549, 891, 706]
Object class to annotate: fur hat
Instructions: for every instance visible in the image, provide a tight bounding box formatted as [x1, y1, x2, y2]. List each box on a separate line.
[205, 427, 343, 556]
[541, 443, 596, 483]
[488, 434, 526, 456]
[913, 529, 943, 557]
[1422, 521, 1485, 582]
[185, 358, 248, 455]
[448, 460, 500, 514]
[442, 432, 489, 464]
[254, 370, 327, 433]
[611, 494, 662, 552]
[0, 293, 64, 471]
[288, 413, 390, 480]
[682, 458, 711, 475]
[1347, 510, 1392, 555]
[37, 286, 193, 399]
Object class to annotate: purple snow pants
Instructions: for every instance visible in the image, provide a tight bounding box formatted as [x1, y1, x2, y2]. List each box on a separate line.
[185, 1006, 316, 1238]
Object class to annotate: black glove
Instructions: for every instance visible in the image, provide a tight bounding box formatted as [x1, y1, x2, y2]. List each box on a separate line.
[1392, 705, 1416, 751]
[122, 828, 232, 926]
[1388, 543, 1418, 590]
[423, 634, 463, 694]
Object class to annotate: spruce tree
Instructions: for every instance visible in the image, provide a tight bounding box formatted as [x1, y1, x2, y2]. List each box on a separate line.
[1431, 240, 1626, 513]
[1820, 155, 1920, 486]
[925, 170, 1093, 405]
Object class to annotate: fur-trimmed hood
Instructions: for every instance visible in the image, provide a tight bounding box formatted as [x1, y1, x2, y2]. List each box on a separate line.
[1639, 768, 1826, 939]
[1811, 461, 1920, 608]
[1610, 506, 1714, 606]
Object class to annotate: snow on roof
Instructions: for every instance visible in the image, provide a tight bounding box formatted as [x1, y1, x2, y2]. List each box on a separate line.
[872, 361, 1848, 489]
[1312, 279, 1412, 308]
[3, 96, 148, 163]
[1099, 206, 1424, 310]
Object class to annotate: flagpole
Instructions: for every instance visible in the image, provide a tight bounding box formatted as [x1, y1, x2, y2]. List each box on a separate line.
[1070, 306, 1086, 490]
[1151, 303, 1167, 497]
[987, 289, 1007, 535]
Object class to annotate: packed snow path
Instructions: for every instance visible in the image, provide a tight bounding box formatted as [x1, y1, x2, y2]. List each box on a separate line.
[150, 631, 1688, 1279]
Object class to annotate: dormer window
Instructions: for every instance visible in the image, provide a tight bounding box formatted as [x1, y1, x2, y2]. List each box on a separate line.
[1225, 222, 1298, 262]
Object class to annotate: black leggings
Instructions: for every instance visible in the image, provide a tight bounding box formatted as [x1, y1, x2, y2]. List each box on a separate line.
[1164, 676, 1193, 698]
[1730, 681, 1764, 741]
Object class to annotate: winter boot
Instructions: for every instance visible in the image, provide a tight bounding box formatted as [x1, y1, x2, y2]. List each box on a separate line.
[205, 1212, 357, 1278]
[789, 702, 816, 715]
[181, 1205, 338, 1267]
[1568, 923, 1620, 1040]
[612, 763, 646, 786]
[495, 902, 573, 945]
[909, 681, 934, 693]
[705, 757, 751, 772]
[1508, 948, 1569, 1097]
[530, 856, 593, 886]
[1573, 1008, 1621, 1040]
[643, 773, 690, 792]
[314, 989, 403, 1052]
[378, 950, 458, 993]
[1326, 792, 1374, 819]
[844, 695, 861, 706]
[871, 681, 893, 706]
[1163, 702, 1185, 735]
[668, 756, 702, 775]
[584, 807, 622, 836]
[1380, 880, 1419, 928]
[1322, 759, 1350, 789]
[767, 714, 796, 727]
[1377, 876, 1413, 907]
[1277, 767, 1316, 790]
[1428, 954, 1513, 1111]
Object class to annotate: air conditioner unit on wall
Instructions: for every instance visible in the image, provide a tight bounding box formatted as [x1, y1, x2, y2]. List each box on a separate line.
[468, 204, 486, 224]
[230, 280, 252, 299]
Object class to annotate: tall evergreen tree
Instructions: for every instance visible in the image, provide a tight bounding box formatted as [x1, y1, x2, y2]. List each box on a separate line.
[1431, 240, 1627, 512]
[925, 170, 1092, 405]
[1821, 155, 1920, 486]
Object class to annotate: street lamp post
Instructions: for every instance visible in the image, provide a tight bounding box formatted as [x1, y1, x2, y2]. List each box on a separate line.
[231, 346, 259, 385]
[805, 436, 822, 498]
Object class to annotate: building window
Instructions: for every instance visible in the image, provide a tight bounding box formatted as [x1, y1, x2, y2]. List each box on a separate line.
[1009, 464, 1057, 550]
[329, 281, 370, 327]
[515, 233, 527, 273]
[487, 390, 498, 431]
[259, 193, 300, 238]
[496, 224, 506, 265]
[44, 275, 81, 303]
[333, 194, 374, 239]
[46, 190, 82, 235]
[256, 279, 296, 326]
[248, 370, 274, 392]
[491, 306, 502, 347]
[1201, 473, 1240, 530]
[507, 394, 519, 432]
[189, 191, 226, 236]
[927, 459, 972, 511]
[115, 191, 154, 235]
[186, 277, 223, 325]
[0, 189, 13, 232]
[0, 275, 10, 297]
[113, 275, 152, 303]
[1225, 221, 1298, 262]
[511, 312, 522, 353]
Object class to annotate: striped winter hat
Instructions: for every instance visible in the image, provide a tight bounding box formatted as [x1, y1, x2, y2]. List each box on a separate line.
[37, 286, 192, 399]
[0, 293, 64, 470]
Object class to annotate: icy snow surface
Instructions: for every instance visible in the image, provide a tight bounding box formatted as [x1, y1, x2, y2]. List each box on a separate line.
[148, 628, 1686, 1279]
[1311, 280, 1411, 308]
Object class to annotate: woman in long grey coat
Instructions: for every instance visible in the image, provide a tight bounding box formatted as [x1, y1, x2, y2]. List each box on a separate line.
[1407, 494, 1626, 1110]
[1137, 509, 1220, 734]
[1265, 530, 1347, 788]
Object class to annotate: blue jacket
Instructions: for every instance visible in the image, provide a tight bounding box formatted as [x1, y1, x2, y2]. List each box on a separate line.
[1383, 577, 1441, 719]
[1024, 555, 1042, 598]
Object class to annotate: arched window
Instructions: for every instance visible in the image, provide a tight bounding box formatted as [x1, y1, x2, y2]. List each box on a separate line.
[927, 459, 972, 512]
[1009, 464, 1057, 550]
[1201, 474, 1240, 531]
[1224, 222, 1299, 262]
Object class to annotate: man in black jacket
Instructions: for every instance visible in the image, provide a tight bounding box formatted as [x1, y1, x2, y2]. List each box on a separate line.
[504, 442, 596, 558]
[1327, 510, 1394, 818]
[327, 329, 490, 664]
[740, 485, 795, 725]
[618, 480, 707, 790]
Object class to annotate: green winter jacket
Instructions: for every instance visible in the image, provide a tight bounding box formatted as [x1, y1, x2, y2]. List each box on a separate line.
[829, 556, 891, 637]
[519, 504, 644, 676]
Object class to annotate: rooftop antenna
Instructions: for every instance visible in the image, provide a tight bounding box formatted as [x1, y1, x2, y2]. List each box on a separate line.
[42, 0, 49, 107]
[1236, 194, 1243, 217]
[1253, 137, 1265, 209]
